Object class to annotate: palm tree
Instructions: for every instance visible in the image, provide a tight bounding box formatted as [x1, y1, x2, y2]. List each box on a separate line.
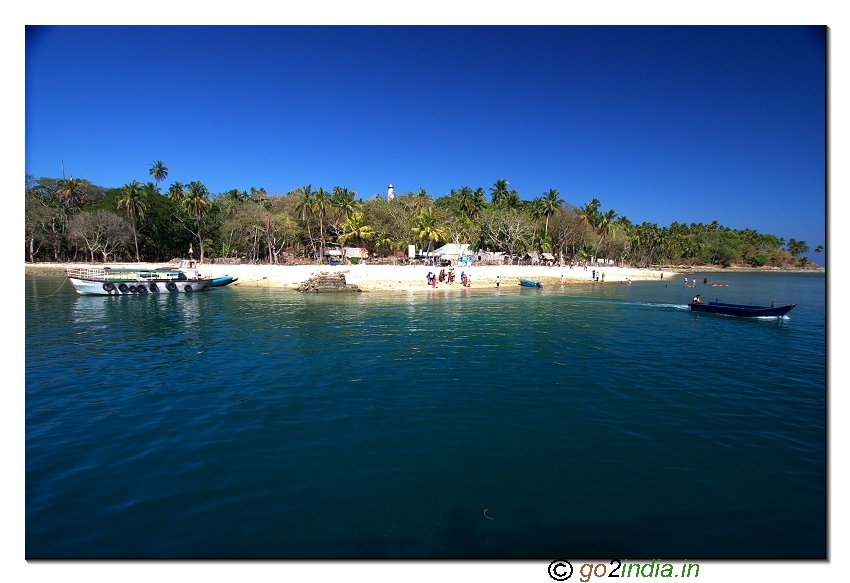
[577, 242, 595, 264]
[223, 189, 248, 201]
[117, 180, 148, 261]
[455, 186, 486, 221]
[411, 207, 447, 256]
[503, 189, 522, 210]
[183, 181, 212, 262]
[295, 185, 316, 261]
[650, 225, 669, 266]
[149, 161, 168, 192]
[577, 199, 601, 256]
[489, 179, 509, 207]
[627, 223, 645, 266]
[472, 187, 487, 215]
[338, 211, 375, 248]
[613, 216, 634, 265]
[538, 189, 562, 236]
[250, 186, 268, 205]
[374, 234, 397, 260]
[579, 199, 601, 231]
[56, 177, 85, 212]
[594, 208, 619, 260]
[167, 182, 185, 203]
[312, 187, 332, 263]
[457, 186, 475, 219]
[332, 186, 358, 221]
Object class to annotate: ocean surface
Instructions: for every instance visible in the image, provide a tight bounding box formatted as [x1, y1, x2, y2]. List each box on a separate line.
[25, 270, 826, 558]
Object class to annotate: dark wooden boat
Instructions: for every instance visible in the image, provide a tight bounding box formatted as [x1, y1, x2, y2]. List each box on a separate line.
[688, 300, 797, 318]
[519, 278, 543, 288]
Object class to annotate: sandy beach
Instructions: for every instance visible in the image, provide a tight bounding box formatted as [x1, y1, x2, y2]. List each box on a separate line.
[26, 261, 678, 291]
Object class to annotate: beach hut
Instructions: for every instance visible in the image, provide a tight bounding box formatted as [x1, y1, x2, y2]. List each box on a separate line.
[470, 250, 505, 265]
[323, 248, 343, 265]
[428, 243, 472, 265]
[343, 247, 368, 264]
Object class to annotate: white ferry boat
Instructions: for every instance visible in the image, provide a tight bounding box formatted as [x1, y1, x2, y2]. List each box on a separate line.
[66, 260, 213, 295]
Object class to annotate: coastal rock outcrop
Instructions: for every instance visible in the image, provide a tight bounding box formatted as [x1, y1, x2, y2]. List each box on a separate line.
[296, 272, 361, 293]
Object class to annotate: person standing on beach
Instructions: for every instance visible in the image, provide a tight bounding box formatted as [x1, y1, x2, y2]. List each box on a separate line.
[495, 275, 500, 289]
[601, 272, 605, 283]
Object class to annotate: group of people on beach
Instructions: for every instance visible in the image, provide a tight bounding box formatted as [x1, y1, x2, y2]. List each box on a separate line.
[427, 269, 470, 287]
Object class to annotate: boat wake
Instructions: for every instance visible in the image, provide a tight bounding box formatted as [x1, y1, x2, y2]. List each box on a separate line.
[631, 301, 691, 311]
[570, 298, 692, 311]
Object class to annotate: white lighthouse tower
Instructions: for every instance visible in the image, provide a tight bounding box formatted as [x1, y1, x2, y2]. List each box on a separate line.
[387, 183, 395, 201]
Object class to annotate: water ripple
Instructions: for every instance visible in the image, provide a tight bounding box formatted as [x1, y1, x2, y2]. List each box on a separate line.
[25, 272, 826, 558]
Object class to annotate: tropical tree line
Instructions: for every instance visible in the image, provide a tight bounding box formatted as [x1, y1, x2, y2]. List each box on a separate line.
[25, 164, 824, 268]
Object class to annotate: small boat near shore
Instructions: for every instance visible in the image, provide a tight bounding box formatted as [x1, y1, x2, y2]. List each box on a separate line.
[66, 260, 213, 295]
[688, 300, 797, 318]
[519, 278, 543, 288]
[211, 275, 238, 287]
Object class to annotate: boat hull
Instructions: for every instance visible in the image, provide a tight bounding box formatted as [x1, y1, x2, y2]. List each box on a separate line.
[69, 277, 212, 295]
[66, 264, 213, 295]
[688, 301, 796, 317]
[519, 279, 543, 288]
[211, 276, 238, 287]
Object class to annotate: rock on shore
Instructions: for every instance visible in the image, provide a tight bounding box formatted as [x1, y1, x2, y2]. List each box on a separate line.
[295, 272, 361, 293]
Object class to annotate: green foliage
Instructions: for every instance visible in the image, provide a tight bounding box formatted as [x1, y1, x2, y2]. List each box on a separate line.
[23, 173, 822, 268]
[749, 253, 769, 267]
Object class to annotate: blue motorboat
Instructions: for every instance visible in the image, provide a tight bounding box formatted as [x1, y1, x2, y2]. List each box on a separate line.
[211, 275, 239, 287]
[519, 278, 543, 288]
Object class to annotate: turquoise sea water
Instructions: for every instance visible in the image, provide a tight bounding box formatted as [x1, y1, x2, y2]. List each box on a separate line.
[25, 271, 826, 558]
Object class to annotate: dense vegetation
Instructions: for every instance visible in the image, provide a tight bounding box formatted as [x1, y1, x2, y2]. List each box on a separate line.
[25, 163, 823, 268]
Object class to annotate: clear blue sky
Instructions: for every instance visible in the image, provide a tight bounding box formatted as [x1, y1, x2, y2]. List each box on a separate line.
[25, 25, 826, 255]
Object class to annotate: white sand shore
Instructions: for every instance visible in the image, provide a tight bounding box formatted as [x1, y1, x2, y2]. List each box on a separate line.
[27, 261, 678, 291]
